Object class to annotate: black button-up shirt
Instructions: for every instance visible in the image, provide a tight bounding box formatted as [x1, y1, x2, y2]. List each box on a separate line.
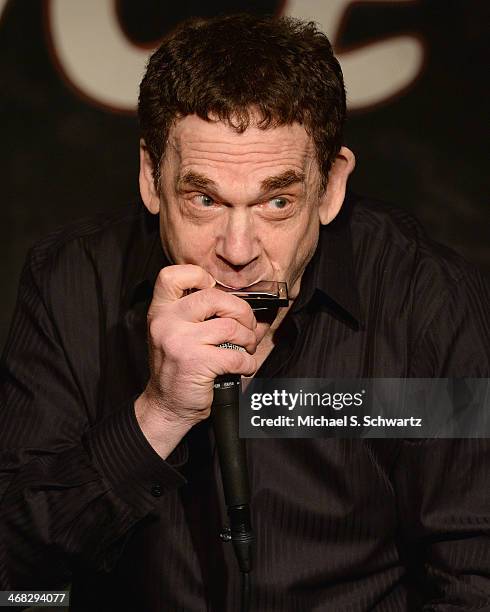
[1, 192, 489, 611]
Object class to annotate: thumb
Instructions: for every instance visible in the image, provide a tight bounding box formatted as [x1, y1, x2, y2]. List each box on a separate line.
[152, 264, 216, 305]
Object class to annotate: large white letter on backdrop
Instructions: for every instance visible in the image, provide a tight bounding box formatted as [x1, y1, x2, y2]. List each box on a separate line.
[47, 0, 424, 113]
[0, 0, 9, 23]
[48, 0, 148, 111]
[285, 0, 424, 109]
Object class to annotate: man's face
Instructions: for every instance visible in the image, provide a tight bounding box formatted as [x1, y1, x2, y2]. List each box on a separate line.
[151, 114, 328, 299]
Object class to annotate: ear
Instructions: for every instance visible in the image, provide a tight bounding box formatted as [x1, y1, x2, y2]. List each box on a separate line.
[318, 146, 355, 225]
[139, 139, 160, 215]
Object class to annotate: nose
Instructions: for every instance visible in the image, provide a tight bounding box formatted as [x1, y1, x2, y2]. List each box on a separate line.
[215, 209, 260, 268]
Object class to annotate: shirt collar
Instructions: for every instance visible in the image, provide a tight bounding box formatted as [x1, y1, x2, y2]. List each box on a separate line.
[291, 191, 361, 327]
[125, 192, 361, 326]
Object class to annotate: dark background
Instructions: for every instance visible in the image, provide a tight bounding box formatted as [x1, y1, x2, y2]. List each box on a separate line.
[1, 0, 488, 349]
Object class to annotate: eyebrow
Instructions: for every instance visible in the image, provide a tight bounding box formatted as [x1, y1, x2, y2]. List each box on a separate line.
[175, 171, 218, 192]
[260, 170, 306, 192]
[175, 169, 305, 195]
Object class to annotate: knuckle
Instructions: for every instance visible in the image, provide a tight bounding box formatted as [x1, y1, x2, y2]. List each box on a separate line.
[232, 350, 246, 370]
[207, 287, 221, 299]
[154, 324, 184, 356]
[156, 266, 173, 285]
[247, 326, 257, 341]
[247, 332, 258, 350]
[236, 296, 253, 316]
[148, 317, 163, 341]
[241, 299, 254, 317]
[245, 354, 257, 374]
[200, 287, 216, 305]
[204, 287, 225, 307]
[189, 287, 211, 310]
[164, 332, 180, 355]
[223, 317, 239, 338]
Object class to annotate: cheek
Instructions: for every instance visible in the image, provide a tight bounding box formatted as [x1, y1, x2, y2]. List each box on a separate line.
[267, 214, 319, 268]
[292, 224, 319, 271]
[160, 213, 216, 262]
[273, 221, 319, 294]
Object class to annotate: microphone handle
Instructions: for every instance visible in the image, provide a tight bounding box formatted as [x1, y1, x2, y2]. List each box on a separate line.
[212, 362, 253, 574]
[212, 374, 249, 506]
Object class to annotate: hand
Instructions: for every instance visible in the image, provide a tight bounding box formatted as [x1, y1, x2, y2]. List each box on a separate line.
[135, 264, 258, 457]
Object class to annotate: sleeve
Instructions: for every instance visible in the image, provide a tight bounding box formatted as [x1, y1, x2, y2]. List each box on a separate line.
[397, 268, 490, 609]
[0, 253, 187, 590]
[393, 438, 490, 610]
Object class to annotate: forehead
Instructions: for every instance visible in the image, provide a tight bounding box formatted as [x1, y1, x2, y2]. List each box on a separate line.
[166, 114, 316, 176]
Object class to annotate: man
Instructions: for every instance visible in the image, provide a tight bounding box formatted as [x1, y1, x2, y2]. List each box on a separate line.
[1, 14, 489, 612]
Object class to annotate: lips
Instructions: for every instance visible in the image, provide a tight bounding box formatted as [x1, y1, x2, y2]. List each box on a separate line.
[215, 277, 265, 290]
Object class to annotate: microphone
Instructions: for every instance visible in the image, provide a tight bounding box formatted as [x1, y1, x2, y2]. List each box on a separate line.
[212, 344, 253, 575]
[210, 282, 289, 610]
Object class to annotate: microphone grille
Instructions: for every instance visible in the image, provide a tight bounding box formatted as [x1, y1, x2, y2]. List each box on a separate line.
[218, 342, 245, 351]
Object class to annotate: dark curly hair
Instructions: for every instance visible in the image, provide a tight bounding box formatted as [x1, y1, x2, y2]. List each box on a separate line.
[138, 14, 346, 191]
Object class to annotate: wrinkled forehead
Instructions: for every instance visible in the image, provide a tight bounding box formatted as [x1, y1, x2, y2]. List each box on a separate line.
[165, 114, 317, 175]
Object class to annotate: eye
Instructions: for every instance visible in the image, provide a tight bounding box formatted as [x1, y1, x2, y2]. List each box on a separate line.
[267, 197, 288, 209]
[194, 194, 215, 207]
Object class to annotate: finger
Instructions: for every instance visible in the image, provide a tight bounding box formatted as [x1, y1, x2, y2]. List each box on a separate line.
[152, 265, 216, 305]
[207, 346, 257, 377]
[196, 318, 258, 354]
[180, 288, 257, 330]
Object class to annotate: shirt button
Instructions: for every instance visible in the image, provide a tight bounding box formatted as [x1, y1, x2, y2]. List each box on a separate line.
[151, 484, 162, 497]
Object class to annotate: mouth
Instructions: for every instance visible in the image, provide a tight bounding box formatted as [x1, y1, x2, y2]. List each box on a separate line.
[215, 277, 265, 290]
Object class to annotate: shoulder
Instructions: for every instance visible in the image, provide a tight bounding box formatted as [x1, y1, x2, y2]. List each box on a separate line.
[21, 202, 159, 323]
[26, 203, 154, 278]
[347, 193, 486, 305]
[349, 193, 475, 286]
[346, 194, 489, 368]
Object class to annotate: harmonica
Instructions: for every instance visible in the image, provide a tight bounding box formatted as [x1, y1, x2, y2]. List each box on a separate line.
[185, 281, 290, 311]
[217, 281, 290, 310]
